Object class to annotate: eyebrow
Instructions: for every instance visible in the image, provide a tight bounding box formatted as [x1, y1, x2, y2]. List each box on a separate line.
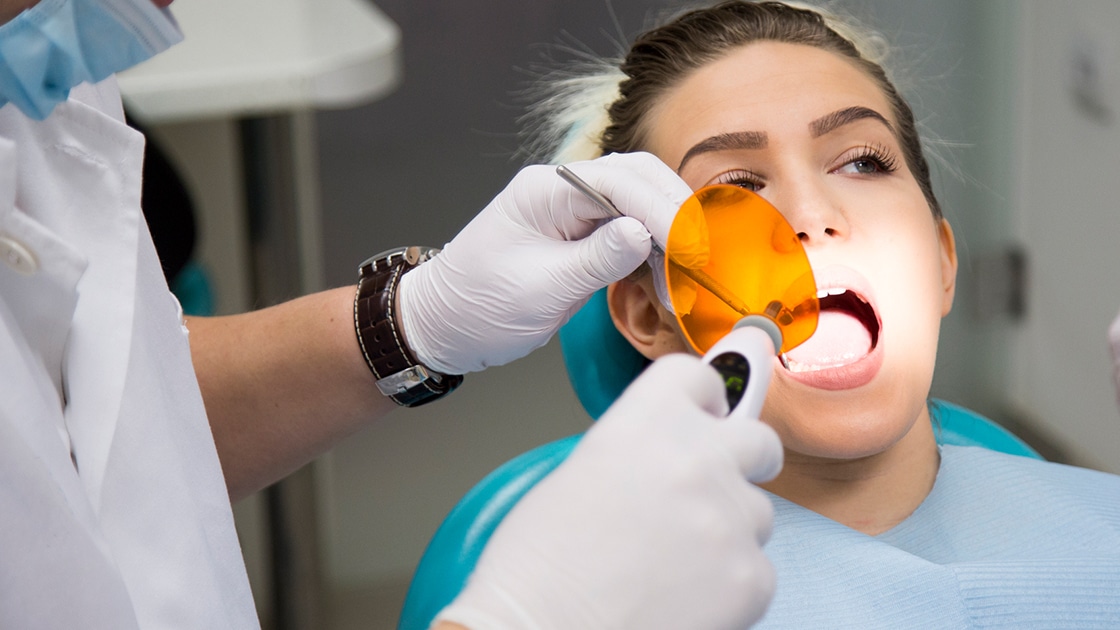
[676, 106, 895, 171]
[809, 105, 894, 138]
[677, 131, 767, 171]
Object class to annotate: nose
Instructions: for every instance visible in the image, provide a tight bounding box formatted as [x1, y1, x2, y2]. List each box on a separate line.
[773, 177, 849, 246]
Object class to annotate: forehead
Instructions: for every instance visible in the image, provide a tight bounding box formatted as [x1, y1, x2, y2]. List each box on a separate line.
[646, 41, 895, 166]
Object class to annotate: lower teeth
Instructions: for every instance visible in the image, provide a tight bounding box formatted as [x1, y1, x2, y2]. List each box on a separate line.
[786, 354, 861, 372]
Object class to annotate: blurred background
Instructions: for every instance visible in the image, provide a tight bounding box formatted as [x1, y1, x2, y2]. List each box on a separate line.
[120, 0, 1120, 627]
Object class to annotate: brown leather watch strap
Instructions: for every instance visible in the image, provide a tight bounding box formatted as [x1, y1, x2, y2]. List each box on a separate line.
[354, 247, 463, 407]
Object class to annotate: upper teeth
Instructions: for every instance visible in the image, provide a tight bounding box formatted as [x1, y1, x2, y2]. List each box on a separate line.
[817, 287, 848, 298]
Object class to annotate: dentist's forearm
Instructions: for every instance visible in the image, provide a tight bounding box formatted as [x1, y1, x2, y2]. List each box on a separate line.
[186, 286, 396, 501]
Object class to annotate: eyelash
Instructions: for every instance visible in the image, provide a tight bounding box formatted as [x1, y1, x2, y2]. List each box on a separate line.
[710, 143, 901, 192]
[836, 143, 899, 176]
[713, 169, 765, 191]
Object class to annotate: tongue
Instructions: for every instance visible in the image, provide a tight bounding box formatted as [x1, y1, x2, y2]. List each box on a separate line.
[786, 311, 872, 368]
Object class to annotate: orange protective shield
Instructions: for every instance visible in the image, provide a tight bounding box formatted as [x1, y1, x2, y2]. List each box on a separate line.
[666, 185, 818, 354]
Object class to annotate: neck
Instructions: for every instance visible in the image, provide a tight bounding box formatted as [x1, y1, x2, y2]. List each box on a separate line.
[761, 407, 940, 535]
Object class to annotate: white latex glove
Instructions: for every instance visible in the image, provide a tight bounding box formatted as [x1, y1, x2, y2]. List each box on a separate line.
[398, 151, 693, 374]
[434, 354, 783, 630]
[1110, 307, 1120, 408]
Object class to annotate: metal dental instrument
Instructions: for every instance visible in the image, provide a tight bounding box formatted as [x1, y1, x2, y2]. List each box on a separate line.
[556, 164, 752, 317]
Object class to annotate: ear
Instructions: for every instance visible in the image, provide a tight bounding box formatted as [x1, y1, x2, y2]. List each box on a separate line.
[937, 218, 958, 316]
[607, 275, 689, 360]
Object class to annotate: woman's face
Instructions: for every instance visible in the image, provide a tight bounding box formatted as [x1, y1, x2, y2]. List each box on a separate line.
[627, 41, 957, 460]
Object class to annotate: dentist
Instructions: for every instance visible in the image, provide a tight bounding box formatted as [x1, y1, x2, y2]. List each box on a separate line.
[0, 1, 782, 628]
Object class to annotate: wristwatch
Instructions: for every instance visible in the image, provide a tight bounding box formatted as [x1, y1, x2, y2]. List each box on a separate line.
[354, 246, 464, 407]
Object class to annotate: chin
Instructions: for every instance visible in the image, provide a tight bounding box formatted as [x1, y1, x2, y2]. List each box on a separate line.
[762, 368, 932, 461]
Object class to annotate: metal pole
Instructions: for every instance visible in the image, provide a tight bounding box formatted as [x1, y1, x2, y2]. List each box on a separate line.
[240, 112, 328, 630]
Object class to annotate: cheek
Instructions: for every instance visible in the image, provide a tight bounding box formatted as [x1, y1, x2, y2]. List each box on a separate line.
[857, 203, 945, 311]
[662, 311, 698, 356]
[885, 227, 946, 313]
[874, 243, 945, 362]
[662, 334, 695, 358]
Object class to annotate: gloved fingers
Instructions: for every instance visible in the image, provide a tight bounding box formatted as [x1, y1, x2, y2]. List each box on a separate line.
[736, 553, 777, 619]
[647, 250, 677, 313]
[560, 152, 693, 248]
[572, 216, 652, 288]
[722, 477, 778, 546]
[709, 415, 784, 484]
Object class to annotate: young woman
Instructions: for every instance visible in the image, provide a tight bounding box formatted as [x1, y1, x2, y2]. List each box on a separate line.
[531, 1, 1120, 626]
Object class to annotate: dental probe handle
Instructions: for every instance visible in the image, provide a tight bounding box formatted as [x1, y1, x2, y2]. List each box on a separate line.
[556, 165, 752, 317]
[702, 317, 781, 420]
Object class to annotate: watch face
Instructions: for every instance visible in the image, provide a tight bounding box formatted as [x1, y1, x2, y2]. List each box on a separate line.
[403, 245, 439, 266]
[359, 246, 440, 271]
[360, 246, 407, 270]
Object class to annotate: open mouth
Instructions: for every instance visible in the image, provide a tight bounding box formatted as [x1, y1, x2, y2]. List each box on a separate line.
[784, 287, 880, 374]
[818, 287, 880, 348]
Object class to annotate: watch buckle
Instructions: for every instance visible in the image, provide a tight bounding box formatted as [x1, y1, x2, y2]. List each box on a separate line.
[375, 365, 440, 396]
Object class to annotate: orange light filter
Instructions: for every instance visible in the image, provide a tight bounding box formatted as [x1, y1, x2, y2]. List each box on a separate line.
[666, 185, 818, 354]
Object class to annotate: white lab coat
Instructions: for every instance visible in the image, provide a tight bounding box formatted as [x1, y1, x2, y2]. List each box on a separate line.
[0, 80, 258, 628]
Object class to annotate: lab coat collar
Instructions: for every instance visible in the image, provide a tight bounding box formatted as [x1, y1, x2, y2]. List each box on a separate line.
[1, 113, 135, 610]
[65, 98, 144, 513]
[0, 136, 95, 526]
[16, 86, 147, 512]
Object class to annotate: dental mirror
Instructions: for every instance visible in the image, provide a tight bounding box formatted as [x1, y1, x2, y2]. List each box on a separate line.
[666, 185, 819, 355]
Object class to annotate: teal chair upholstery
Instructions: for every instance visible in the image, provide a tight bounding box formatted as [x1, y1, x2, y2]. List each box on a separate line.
[928, 399, 1039, 458]
[397, 289, 1041, 630]
[170, 260, 215, 317]
[397, 435, 581, 630]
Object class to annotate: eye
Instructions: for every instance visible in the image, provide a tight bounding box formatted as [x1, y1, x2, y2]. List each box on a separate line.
[712, 169, 765, 192]
[832, 143, 899, 177]
[838, 157, 883, 175]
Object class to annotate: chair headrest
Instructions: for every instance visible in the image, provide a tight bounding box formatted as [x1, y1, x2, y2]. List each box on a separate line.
[558, 288, 649, 419]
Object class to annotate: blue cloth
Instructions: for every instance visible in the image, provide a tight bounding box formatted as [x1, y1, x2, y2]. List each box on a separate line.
[758, 445, 1120, 628]
[397, 404, 1043, 629]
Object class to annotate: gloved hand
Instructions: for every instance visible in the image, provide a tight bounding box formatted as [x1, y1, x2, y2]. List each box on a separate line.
[434, 354, 783, 630]
[398, 151, 693, 375]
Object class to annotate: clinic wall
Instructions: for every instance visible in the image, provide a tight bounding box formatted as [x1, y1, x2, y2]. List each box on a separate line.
[310, 0, 987, 619]
[1002, 1, 1120, 472]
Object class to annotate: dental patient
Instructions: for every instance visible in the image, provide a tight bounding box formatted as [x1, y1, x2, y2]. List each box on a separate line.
[530, 1, 1120, 626]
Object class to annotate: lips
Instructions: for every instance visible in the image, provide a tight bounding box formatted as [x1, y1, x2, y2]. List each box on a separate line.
[783, 268, 884, 390]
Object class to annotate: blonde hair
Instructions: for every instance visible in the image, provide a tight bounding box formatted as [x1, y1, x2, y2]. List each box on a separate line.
[519, 58, 625, 165]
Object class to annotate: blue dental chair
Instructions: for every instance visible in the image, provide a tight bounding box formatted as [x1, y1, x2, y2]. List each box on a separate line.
[396, 289, 1042, 630]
